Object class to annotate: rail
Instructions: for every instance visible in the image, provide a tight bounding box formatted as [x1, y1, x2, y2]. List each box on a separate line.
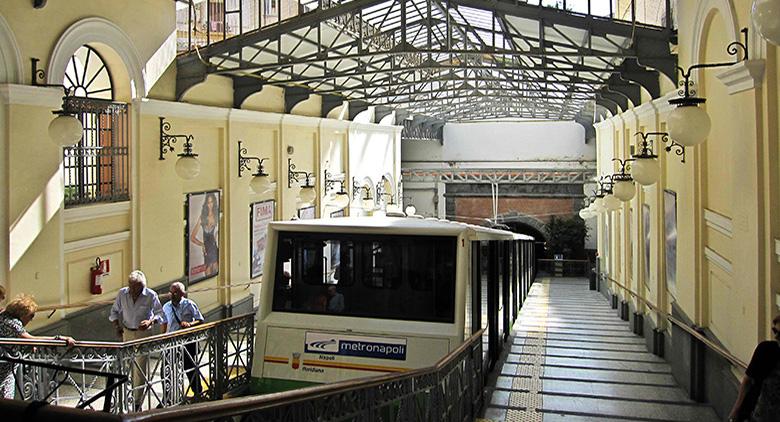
[0, 312, 254, 412]
[537, 258, 591, 277]
[603, 275, 748, 370]
[2, 328, 486, 421]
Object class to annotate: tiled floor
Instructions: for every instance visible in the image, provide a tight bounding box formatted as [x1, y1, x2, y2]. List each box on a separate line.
[481, 277, 720, 422]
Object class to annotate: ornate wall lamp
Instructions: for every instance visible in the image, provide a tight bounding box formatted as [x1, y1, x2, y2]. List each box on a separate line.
[629, 132, 685, 186]
[595, 176, 621, 212]
[288, 158, 316, 205]
[579, 196, 597, 220]
[324, 169, 350, 209]
[31, 58, 83, 147]
[666, 29, 748, 147]
[752, 0, 780, 45]
[610, 159, 636, 202]
[237, 141, 274, 194]
[159, 117, 200, 180]
[352, 178, 374, 211]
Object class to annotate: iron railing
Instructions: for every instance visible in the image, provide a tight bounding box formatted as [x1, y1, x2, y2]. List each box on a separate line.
[130, 327, 485, 421]
[537, 258, 591, 277]
[0, 313, 254, 413]
[1, 327, 485, 421]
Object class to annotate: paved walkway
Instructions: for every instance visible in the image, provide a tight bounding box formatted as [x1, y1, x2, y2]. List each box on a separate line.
[481, 277, 720, 422]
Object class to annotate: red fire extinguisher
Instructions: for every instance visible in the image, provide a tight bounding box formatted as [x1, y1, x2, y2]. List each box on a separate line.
[90, 257, 109, 295]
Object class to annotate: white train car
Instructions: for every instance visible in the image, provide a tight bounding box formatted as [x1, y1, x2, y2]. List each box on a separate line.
[250, 217, 535, 393]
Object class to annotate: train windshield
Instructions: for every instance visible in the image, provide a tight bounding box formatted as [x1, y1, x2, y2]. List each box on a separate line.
[272, 232, 457, 323]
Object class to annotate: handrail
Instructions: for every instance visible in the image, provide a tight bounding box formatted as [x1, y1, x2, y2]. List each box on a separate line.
[604, 275, 747, 370]
[36, 281, 262, 313]
[121, 328, 486, 422]
[0, 312, 254, 349]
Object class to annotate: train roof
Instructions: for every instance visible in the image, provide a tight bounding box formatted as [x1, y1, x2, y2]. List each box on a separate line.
[268, 216, 534, 241]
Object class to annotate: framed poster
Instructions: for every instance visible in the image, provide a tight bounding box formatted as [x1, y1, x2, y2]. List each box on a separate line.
[643, 204, 651, 288]
[186, 190, 220, 284]
[298, 206, 316, 220]
[251, 200, 275, 279]
[663, 190, 677, 293]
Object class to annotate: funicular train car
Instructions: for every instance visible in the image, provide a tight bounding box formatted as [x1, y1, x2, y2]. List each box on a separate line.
[251, 217, 535, 393]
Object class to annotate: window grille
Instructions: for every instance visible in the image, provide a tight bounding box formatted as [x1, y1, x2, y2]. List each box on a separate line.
[63, 98, 130, 207]
[62, 45, 130, 207]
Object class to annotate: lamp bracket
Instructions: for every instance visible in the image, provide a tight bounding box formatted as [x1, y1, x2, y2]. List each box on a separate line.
[237, 141, 269, 177]
[634, 131, 685, 163]
[675, 28, 748, 102]
[598, 175, 614, 194]
[159, 117, 197, 160]
[352, 177, 372, 200]
[324, 170, 347, 193]
[288, 158, 314, 188]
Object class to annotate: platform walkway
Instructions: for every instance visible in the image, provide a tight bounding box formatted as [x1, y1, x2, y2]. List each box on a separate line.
[481, 277, 720, 422]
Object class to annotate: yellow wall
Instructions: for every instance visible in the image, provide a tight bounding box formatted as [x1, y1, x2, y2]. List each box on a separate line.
[595, 0, 779, 365]
[0, 3, 402, 333]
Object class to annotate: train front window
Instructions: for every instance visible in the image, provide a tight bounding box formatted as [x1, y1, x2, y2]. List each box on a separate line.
[272, 232, 456, 323]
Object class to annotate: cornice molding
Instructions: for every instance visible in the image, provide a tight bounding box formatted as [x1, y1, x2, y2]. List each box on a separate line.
[0, 84, 62, 107]
[64, 231, 131, 254]
[704, 208, 733, 238]
[135, 98, 229, 120]
[228, 108, 282, 125]
[716, 60, 765, 95]
[64, 201, 131, 224]
[281, 114, 322, 127]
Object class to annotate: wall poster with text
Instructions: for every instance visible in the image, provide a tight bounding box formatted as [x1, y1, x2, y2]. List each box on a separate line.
[186, 190, 221, 284]
[663, 190, 677, 293]
[298, 206, 316, 220]
[251, 200, 275, 279]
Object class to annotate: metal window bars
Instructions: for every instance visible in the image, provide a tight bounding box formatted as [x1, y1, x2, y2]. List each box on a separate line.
[62, 98, 129, 207]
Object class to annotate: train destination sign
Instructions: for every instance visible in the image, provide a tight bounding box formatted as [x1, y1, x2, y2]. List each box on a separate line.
[304, 332, 407, 361]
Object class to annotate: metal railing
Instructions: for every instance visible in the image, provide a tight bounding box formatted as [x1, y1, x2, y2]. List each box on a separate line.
[603, 275, 748, 370]
[537, 258, 591, 277]
[2, 328, 485, 421]
[0, 313, 254, 413]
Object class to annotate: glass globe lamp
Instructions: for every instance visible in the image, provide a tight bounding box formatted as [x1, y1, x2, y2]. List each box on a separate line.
[250, 173, 275, 194]
[667, 105, 710, 147]
[299, 185, 317, 205]
[753, 0, 780, 46]
[631, 157, 659, 186]
[613, 179, 636, 202]
[592, 197, 605, 213]
[49, 113, 83, 146]
[603, 194, 622, 211]
[175, 155, 200, 180]
[405, 205, 417, 216]
[362, 197, 375, 211]
[329, 191, 350, 209]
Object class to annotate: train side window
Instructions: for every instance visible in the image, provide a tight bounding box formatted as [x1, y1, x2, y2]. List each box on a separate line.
[363, 241, 402, 289]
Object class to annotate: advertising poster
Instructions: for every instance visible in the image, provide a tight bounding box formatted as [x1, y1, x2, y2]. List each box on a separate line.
[643, 204, 651, 288]
[298, 206, 316, 220]
[186, 190, 220, 284]
[251, 200, 275, 279]
[664, 190, 677, 292]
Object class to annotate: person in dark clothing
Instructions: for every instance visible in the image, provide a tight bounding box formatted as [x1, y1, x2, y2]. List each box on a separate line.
[729, 315, 780, 422]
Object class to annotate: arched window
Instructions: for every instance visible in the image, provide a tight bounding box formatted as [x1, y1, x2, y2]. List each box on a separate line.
[62, 46, 129, 207]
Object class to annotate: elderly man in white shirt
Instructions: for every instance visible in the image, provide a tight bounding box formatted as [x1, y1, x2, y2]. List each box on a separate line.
[108, 270, 164, 410]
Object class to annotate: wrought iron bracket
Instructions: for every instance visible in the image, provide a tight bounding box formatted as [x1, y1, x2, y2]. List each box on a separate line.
[159, 116, 198, 160]
[237, 141, 269, 177]
[324, 169, 347, 194]
[611, 158, 634, 181]
[287, 158, 313, 188]
[352, 177, 371, 200]
[671, 28, 748, 107]
[634, 131, 685, 163]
